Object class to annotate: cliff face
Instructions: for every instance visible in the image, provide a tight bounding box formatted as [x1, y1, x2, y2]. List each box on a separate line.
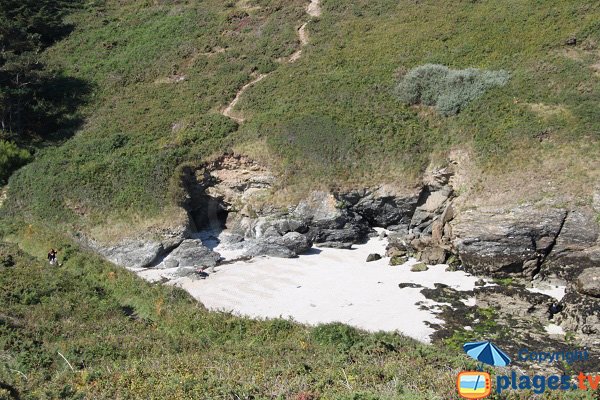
[85, 153, 600, 349]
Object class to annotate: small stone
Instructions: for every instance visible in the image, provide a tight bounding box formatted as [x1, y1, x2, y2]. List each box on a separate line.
[475, 279, 486, 287]
[386, 247, 407, 258]
[390, 255, 408, 266]
[411, 263, 428, 272]
[366, 253, 382, 262]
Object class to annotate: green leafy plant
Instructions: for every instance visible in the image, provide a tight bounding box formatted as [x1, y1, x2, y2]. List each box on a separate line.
[395, 64, 509, 116]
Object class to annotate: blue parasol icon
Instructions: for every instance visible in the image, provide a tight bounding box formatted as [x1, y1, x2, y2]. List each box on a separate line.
[463, 341, 511, 367]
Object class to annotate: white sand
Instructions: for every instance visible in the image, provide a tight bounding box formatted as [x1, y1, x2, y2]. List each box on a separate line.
[545, 323, 566, 335]
[528, 284, 566, 301]
[147, 231, 484, 343]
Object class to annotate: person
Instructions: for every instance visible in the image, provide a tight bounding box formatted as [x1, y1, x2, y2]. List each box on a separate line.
[48, 249, 57, 265]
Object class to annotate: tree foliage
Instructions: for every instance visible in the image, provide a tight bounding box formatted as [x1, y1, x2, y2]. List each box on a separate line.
[0, 0, 81, 138]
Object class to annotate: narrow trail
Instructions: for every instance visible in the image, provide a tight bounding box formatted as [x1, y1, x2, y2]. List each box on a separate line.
[221, 0, 321, 123]
[222, 74, 267, 123]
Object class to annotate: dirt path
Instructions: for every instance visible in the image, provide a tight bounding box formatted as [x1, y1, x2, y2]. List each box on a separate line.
[221, 0, 322, 122]
[222, 74, 267, 123]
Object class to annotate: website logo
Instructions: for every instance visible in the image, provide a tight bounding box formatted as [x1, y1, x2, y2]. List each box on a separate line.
[457, 340, 597, 397]
[457, 371, 491, 399]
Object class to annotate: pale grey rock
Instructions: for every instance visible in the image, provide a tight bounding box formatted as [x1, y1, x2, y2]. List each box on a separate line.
[99, 241, 164, 269]
[158, 239, 220, 269]
[576, 268, 600, 297]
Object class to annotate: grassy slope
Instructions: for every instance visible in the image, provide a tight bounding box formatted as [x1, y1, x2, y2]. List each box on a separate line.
[2, 0, 600, 233]
[238, 0, 600, 185]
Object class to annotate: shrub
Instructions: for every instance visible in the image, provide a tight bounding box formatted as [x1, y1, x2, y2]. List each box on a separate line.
[396, 64, 509, 116]
[0, 140, 31, 184]
[311, 322, 363, 351]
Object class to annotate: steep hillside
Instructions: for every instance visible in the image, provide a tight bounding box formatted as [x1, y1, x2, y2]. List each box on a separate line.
[3, 0, 600, 234]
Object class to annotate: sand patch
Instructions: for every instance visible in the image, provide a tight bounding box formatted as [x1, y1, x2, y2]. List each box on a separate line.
[139, 232, 485, 343]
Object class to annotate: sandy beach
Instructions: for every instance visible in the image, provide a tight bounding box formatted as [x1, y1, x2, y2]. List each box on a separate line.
[139, 231, 486, 342]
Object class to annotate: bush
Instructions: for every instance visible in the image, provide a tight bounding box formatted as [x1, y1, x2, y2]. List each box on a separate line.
[396, 64, 509, 116]
[0, 140, 31, 184]
[311, 322, 363, 351]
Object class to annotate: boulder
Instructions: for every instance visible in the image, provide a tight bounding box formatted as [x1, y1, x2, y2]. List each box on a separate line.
[390, 255, 408, 266]
[158, 239, 220, 269]
[99, 240, 164, 269]
[346, 187, 420, 227]
[418, 246, 447, 265]
[279, 232, 312, 254]
[245, 242, 296, 258]
[451, 206, 567, 277]
[410, 186, 453, 229]
[411, 263, 428, 272]
[576, 268, 600, 298]
[366, 253, 382, 262]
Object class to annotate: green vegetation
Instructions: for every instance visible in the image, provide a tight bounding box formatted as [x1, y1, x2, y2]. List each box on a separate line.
[395, 64, 509, 116]
[0, 0, 596, 232]
[0, 0, 86, 144]
[0, 140, 30, 183]
[0, 232, 473, 399]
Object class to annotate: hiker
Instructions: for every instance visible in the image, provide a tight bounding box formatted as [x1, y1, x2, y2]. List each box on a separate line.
[48, 249, 57, 265]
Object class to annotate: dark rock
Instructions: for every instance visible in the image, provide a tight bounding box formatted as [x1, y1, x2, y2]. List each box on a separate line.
[475, 279, 486, 287]
[398, 283, 424, 289]
[475, 285, 554, 322]
[555, 289, 600, 346]
[576, 268, 600, 297]
[273, 219, 309, 234]
[341, 187, 420, 227]
[366, 253, 382, 262]
[158, 239, 220, 269]
[451, 206, 567, 277]
[542, 210, 600, 281]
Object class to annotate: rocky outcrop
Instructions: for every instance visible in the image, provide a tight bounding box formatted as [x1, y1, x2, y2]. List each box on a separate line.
[540, 209, 600, 281]
[553, 267, 600, 345]
[97, 240, 165, 270]
[337, 186, 420, 228]
[556, 288, 600, 346]
[451, 207, 567, 277]
[155, 239, 220, 270]
[475, 285, 555, 322]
